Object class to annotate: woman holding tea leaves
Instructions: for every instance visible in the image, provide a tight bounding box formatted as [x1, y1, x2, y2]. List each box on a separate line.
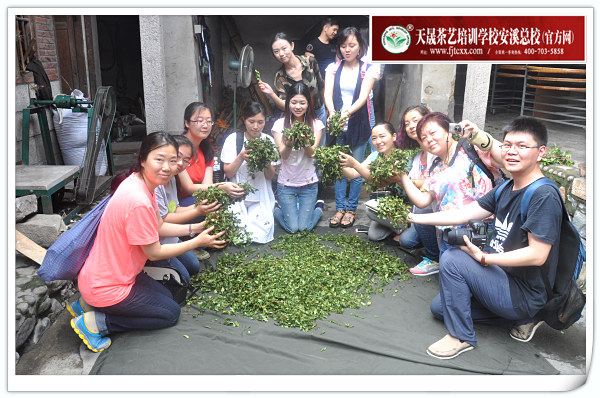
[66, 132, 227, 353]
[258, 32, 328, 130]
[395, 105, 441, 275]
[323, 26, 381, 228]
[271, 82, 324, 234]
[398, 112, 502, 275]
[176, 102, 245, 207]
[221, 102, 280, 243]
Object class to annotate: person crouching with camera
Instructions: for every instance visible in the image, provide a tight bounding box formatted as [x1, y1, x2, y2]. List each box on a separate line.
[407, 117, 562, 360]
[398, 112, 502, 276]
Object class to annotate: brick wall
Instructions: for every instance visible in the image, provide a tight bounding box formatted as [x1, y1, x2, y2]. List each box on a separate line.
[16, 15, 58, 84]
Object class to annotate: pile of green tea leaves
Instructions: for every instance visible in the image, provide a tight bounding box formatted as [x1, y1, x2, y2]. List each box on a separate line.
[188, 232, 410, 331]
[283, 121, 315, 150]
[368, 148, 420, 190]
[326, 110, 349, 139]
[374, 195, 412, 229]
[244, 137, 279, 178]
[193, 184, 257, 245]
[313, 144, 351, 185]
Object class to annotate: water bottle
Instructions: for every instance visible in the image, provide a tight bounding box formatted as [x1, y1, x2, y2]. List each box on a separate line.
[213, 156, 224, 182]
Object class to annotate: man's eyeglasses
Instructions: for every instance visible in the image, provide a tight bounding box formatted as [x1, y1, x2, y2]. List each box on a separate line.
[190, 119, 214, 126]
[500, 143, 541, 151]
[178, 153, 192, 167]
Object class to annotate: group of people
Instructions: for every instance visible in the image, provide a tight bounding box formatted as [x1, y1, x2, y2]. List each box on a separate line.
[65, 17, 566, 363]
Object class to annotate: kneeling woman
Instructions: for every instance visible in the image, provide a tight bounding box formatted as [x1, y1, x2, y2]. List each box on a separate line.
[68, 132, 227, 352]
[221, 102, 279, 243]
[272, 82, 324, 233]
[339, 122, 408, 241]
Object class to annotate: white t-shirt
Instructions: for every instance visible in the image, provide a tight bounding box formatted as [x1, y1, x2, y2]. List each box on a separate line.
[271, 117, 324, 187]
[325, 62, 381, 130]
[220, 132, 279, 202]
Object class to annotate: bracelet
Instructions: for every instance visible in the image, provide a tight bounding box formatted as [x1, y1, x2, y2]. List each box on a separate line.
[480, 252, 488, 267]
[189, 224, 193, 237]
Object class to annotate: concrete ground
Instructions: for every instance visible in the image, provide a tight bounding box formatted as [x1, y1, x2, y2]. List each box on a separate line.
[14, 109, 588, 377]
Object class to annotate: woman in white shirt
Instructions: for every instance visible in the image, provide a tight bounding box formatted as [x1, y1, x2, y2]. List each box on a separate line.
[221, 102, 279, 243]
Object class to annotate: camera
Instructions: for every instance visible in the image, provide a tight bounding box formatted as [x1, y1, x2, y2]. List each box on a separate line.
[442, 220, 488, 249]
[449, 123, 463, 134]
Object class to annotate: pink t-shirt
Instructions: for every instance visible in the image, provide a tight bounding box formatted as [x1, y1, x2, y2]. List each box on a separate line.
[271, 117, 324, 187]
[78, 173, 160, 307]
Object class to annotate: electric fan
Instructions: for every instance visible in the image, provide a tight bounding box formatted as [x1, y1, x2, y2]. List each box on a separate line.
[228, 44, 254, 133]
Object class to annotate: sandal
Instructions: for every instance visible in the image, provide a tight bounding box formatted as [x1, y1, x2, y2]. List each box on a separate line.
[329, 210, 344, 228]
[340, 210, 357, 228]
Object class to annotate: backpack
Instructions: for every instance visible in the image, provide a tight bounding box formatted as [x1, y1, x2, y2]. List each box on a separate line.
[215, 131, 244, 183]
[495, 177, 586, 330]
[143, 265, 189, 306]
[37, 195, 111, 282]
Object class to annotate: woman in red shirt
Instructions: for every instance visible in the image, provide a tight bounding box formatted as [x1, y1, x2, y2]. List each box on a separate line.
[176, 102, 245, 207]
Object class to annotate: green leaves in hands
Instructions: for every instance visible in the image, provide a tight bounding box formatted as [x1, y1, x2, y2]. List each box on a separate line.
[374, 195, 411, 229]
[254, 69, 260, 80]
[327, 111, 349, 138]
[368, 148, 419, 190]
[204, 208, 252, 245]
[283, 121, 315, 150]
[244, 137, 279, 178]
[314, 144, 351, 185]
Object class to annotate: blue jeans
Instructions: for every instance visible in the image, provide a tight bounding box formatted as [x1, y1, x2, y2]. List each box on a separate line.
[334, 138, 367, 212]
[315, 104, 328, 147]
[147, 244, 200, 283]
[95, 272, 180, 336]
[274, 182, 322, 233]
[429, 248, 529, 347]
[398, 207, 440, 262]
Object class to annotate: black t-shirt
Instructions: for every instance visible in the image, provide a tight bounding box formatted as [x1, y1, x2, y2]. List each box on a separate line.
[477, 179, 563, 317]
[306, 38, 337, 79]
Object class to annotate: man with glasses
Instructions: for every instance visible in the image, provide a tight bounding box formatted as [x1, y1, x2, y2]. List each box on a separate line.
[408, 116, 563, 360]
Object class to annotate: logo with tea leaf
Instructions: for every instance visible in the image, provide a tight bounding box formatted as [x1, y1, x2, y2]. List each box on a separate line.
[381, 26, 411, 54]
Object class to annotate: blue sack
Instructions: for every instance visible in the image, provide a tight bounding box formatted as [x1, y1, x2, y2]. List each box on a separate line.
[37, 195, 111, 282]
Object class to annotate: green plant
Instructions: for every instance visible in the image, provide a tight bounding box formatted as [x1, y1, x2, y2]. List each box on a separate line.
[244, 137, 279, 178]
[193, 185, 231, 207]
[327, 111, 349, 138]
[368, 148, 419, 190]
[204, 207, 252, 245]
[313, 144, 351, 185]
[254, 69, 260, 80]
[283, 121, 315, 150]
[188, 232, 410, 331]
[541, 143, 575, 167]
[374, 195, 411, 229]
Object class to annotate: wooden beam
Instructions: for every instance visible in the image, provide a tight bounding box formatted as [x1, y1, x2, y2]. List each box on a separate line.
[16, 230, 46, 265]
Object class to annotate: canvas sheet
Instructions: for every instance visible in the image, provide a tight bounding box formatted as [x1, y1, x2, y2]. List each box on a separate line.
[90, 226, 558, 375]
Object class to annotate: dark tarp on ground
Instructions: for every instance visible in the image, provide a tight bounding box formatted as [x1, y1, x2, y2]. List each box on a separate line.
[90, 226, 558, 375]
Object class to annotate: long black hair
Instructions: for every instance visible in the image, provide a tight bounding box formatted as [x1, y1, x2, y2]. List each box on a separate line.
[282, 82, 317, 129]
[183, 101, 214, 162]
[398, 105, 431, 150]
[372, 121, 398, 149]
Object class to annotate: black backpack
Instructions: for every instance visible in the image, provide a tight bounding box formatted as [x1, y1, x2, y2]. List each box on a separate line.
[495, 177, 586, 330]
[215, 131, 245, 183]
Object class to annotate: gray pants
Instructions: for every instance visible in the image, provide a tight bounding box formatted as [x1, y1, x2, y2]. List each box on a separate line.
[365, 206, 404, 241]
